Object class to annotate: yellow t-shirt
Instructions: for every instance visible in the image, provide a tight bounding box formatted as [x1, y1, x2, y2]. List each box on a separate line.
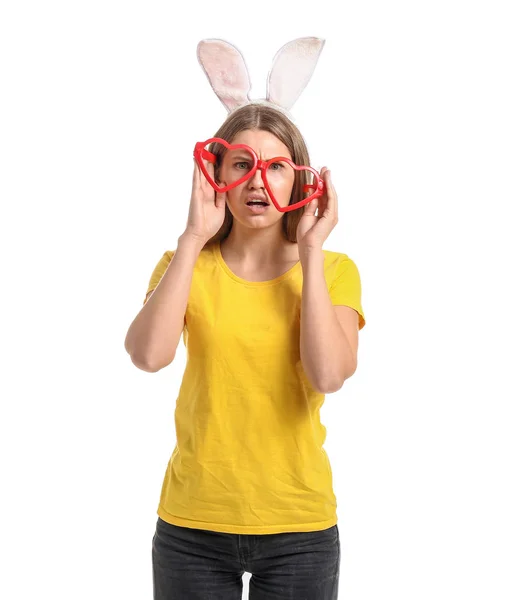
[143, 240, 366, 534]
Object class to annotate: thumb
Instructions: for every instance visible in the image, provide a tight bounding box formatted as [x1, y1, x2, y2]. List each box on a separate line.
[215, 182, 227, 207]
[303, 197, 318, 215]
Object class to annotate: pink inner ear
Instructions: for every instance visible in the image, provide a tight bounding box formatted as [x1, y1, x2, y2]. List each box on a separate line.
[267, 37, 325, 110]
[197, 40, 251, 112]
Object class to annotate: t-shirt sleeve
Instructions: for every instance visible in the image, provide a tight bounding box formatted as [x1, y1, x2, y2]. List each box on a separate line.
[328, 255, 366, 330]
[142, 250, 176, 306]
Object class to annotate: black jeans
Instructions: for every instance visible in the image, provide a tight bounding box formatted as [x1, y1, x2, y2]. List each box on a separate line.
[152, 517, 340, 599]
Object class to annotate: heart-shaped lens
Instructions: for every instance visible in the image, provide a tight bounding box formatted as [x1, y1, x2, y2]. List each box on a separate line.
[194, 138, 258, 193]
[263, 158, 325, 212]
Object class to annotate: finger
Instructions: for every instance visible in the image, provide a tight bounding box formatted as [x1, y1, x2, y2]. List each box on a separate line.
[314, 167, 326, 217]
[215, 181, 227, 206]
[195, 157, 210, 187]
[324, 169, 338, 219]
[317, 192, 327, 218]
[217, 181, 226, 195]
[215, 178, 227, 195]
[205, 158, 216, 179]
[192, 158, 201, 187]
[304, 197, 318, 215]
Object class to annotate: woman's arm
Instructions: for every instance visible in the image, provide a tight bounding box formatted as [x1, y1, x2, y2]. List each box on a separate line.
[299, 248, 358, 393]
[124, 233, 205, 372]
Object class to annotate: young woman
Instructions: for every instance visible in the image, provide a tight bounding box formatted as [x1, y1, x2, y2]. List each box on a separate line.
[125, 103, 366, 599]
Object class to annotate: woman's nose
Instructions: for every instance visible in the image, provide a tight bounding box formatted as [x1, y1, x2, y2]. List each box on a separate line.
[248, 166, 265, 188]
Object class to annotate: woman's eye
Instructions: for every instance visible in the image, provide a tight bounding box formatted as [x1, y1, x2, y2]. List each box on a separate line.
[234, 161, 250, 169]
[270, 162, 284, 170]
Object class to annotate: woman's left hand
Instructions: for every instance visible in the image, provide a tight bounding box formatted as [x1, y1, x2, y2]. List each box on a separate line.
[296, 167, 338, 250]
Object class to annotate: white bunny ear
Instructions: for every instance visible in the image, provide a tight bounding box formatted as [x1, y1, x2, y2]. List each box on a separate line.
[266, 37, 325, 111]
[197, 39, 251, 112]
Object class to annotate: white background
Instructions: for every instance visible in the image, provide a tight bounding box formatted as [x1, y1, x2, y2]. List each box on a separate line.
[1, 1, 507, 598]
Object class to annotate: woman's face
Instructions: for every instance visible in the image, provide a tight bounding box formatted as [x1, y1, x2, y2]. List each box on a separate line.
[218, 129, 295, 226]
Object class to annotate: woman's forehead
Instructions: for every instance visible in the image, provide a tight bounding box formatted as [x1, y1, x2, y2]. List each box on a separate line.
[229, 130, 291, 160]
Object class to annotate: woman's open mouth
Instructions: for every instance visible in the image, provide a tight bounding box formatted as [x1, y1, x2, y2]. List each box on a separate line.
[245, 201, 270, 214]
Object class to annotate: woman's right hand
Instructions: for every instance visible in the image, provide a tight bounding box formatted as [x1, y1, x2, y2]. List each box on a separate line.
[183, 158, 227, 244]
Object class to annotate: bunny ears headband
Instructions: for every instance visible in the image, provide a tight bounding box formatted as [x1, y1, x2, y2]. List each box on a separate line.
[196, 37, 325, 118]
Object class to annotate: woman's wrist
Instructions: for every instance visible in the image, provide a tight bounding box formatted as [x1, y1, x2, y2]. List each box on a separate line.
[179, 231, 208, 253]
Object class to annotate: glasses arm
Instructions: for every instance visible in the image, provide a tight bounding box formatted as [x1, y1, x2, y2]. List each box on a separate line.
[193, 142, 217, 164]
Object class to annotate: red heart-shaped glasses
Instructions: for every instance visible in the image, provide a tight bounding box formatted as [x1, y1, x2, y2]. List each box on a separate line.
[193, 138, 326, 213]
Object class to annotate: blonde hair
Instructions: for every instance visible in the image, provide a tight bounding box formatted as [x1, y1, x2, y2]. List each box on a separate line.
[203, 104, 311, 249]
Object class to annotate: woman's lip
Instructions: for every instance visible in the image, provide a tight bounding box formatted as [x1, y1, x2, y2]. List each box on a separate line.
[245, 203, 270, 213]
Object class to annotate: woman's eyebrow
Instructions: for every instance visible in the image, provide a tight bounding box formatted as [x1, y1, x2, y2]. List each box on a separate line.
[231, 152, 252, 160]
[229, 152, 252, 159]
